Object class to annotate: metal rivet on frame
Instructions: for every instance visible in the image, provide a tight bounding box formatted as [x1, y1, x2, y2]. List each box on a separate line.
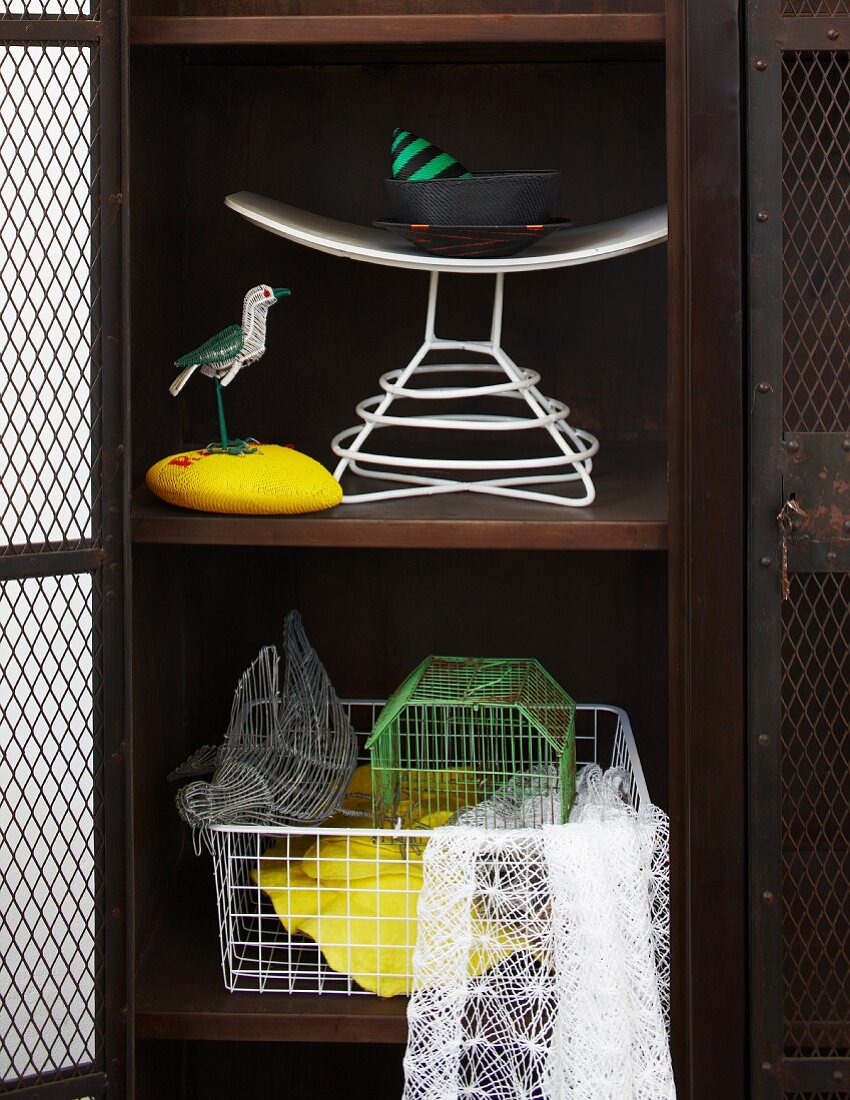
[762, 890, 775, 904]
[827, 28, 839, 40]
[786, 439, 800, 453]
[827, 551, 837, 565]
[760, 556, 771, 567]
[757, 734, 769, 746]
[761, 1061, 773, 1074]
[757, 382, 770, 394]
[755, 59, 768, 71]
[756, 211, 769, 222]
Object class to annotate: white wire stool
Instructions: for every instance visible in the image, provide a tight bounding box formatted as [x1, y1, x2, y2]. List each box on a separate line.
[331, 271, 599, 507]
[224, 194, 668, 508]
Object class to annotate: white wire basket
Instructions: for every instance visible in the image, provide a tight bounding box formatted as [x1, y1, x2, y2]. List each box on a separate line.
[211, 700, 650, 996]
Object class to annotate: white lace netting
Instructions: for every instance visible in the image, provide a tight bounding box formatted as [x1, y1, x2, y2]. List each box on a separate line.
[404, 765, 675, 1100]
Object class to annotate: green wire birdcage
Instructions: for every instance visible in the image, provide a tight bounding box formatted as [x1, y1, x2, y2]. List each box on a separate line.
[366, 656, 576, 830]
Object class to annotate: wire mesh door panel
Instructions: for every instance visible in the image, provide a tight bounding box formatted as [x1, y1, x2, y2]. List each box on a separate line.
[0, 3, 124, 1096]
[0, 575, 103, 1083]
[0, 0, 95, 16]
[749, 3, 850, 1095]
[781, 575, 850, 1064]
[782, 3, 850, 13]
[1, 42, 103, 553]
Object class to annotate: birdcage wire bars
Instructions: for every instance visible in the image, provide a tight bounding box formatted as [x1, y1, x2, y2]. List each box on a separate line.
[367, 656, 577, 831]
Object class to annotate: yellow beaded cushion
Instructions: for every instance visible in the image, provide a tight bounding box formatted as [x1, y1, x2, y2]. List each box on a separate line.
[146, 444, 342, 515]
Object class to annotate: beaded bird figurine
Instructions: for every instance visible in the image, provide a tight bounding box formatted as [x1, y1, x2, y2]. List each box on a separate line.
[169, 284, 290, 455]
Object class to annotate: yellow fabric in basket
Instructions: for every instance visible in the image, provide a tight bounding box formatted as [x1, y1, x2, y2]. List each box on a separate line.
[399, 769, 484, 811]
[254, 846, 422, 995]
[294, 883, 515, 998]
[320, 764, 376, 827]
[255, 853, 341, 936]
[301, 835, 418, 882]
[256, 838, 425, 926]
[296, 878, 418, 998]
[252, 765, 516, 996]
[145, 444, 342, 515]
[254, 834, 516, 996]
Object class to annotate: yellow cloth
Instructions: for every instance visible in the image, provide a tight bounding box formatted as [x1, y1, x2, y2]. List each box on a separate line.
[146, 444, 342, 515]
[255, 838, 424, 996]
[256, 848, 336, 936]
[253, 765, 512, 996]
[301, 835, 418, 881]
[297, 876, 419, 998]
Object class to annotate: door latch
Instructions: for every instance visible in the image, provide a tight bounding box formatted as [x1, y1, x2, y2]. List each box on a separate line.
[777, 496, 808, 600]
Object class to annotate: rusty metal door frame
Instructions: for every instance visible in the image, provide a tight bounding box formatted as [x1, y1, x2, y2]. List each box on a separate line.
[748, 3, 850, 1095]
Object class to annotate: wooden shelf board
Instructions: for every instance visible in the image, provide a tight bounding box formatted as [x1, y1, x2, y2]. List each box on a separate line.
[132, 442, 667, 551]
[129, 13, 665, 47]
[135, 854, 408, 1044]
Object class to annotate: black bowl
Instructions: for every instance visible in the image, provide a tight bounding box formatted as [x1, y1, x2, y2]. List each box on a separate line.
[384, 171, 560, 227]
[373, 219, 573, 259]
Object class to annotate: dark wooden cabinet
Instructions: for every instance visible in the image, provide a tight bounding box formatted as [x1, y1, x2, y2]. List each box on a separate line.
[0, 2, 755, 1097]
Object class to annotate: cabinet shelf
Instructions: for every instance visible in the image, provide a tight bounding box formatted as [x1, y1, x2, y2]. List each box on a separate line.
[135, 855, 408, 1044]
[131, 442, 667, 551]
[129, 13, 665, 47]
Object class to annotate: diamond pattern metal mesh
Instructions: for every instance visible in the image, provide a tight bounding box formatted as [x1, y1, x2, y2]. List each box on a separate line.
[0, 572, 103, 1087]
[781, 574, 850, 1058]
[0, 42, 101, 553]
[0, 1, 94, 19]
[783, 1, 850, 12]
[782, 52, 850, 432]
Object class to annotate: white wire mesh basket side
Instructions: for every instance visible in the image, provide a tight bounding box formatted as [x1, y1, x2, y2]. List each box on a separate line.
[214, 826, 425, 995]
[211, 700, 649, 996]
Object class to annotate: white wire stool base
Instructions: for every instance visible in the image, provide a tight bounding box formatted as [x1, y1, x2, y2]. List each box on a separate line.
[331, 271, 600, 507]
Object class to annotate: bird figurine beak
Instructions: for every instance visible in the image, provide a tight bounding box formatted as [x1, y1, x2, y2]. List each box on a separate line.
[273, 287, 291, 300]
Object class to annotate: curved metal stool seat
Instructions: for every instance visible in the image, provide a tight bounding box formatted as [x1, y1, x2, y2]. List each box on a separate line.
[226, 193, 668, 507]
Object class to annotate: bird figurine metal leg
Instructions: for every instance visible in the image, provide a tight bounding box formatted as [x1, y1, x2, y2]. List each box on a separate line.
[207, 377, 257, 456]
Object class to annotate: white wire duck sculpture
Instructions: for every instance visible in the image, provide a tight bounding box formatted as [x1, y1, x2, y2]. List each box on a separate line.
[171, 612, 358, 842]
[169, 284, 290, 455]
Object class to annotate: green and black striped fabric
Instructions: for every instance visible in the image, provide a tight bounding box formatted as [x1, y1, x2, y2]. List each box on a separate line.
[391, 128, 473, 181]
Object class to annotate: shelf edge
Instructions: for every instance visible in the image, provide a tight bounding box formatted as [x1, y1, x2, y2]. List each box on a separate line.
[129, 13, 666, 47]
[135, 1006, 409, 1044]
[131, 517, 668, 552]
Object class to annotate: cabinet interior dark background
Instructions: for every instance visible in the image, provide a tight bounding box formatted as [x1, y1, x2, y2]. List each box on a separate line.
[128, 34, 671, 1100]
[129, 48, 667, 481]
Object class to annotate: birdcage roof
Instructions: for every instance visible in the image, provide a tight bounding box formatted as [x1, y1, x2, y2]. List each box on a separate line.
[366, 655, 575, 751]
